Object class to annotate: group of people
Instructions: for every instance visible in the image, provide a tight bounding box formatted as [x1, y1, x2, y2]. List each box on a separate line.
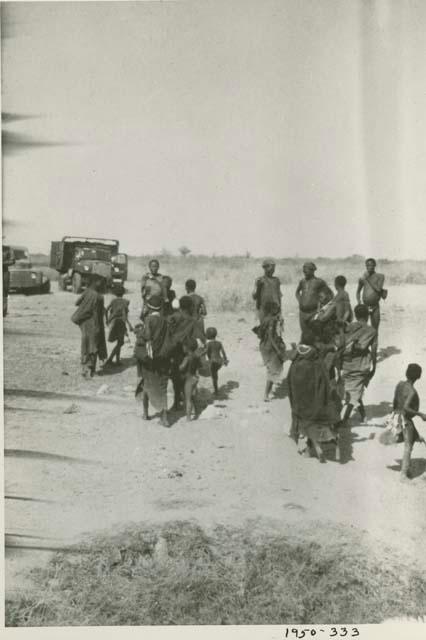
[252, 257, 425, 479]
[70, 255, 425, 479]
[71, 259, 228, 427]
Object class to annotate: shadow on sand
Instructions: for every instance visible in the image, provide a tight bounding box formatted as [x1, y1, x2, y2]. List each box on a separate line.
[376, 345, 402, 364]
[137, 380, 239, 428]
[4, 449, 100, 466]
[387, 458, 426, 479]
[99, 357, 135, 376]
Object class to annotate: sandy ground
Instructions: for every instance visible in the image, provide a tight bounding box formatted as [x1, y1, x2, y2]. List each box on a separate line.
[4, 282, 426, 596]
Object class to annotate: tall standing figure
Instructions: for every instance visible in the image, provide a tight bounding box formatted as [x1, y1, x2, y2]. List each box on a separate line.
[140, 259, 167, 319]
[295, 262, 327, 337]
[71, 275, 107, 378]
[356, 258, 387, 331]
[168, 295, 206, 410]
[340, 304, 378, 424]
[134, 295, 171, 427]
[252, 259, 282, 323]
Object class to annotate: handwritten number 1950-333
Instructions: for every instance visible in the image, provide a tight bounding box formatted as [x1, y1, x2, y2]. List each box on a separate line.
[284, 628, 360, 639]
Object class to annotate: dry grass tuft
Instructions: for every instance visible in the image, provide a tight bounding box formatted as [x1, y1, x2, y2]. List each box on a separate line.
[6, 520, 426, 626]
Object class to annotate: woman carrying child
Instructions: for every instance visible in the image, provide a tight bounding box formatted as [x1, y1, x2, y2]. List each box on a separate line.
[253, 301, 286, 402]
[133, 295, 171, 427]
[287, 330, 339, 462]
[71, 275, 107, 378]
[168, 295, 206, 410]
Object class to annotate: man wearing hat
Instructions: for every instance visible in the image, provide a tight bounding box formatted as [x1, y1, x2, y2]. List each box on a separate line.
[252, 259, 282, 323]
[295, 262, 328, 336]
[140, 258, 167, 320]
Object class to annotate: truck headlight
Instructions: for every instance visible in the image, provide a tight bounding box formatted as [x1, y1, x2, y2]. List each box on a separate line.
[114, 267, 120, 272]
[84, 265, 90, 271]
[31, 272, 37, 280]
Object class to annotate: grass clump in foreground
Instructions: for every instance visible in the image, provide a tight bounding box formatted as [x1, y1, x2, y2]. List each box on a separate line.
[6, 520, 426, 626]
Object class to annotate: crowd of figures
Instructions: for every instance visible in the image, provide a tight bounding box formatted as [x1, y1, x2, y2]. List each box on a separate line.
[71, 259, 228, 427]
[71, 256, 426, 481]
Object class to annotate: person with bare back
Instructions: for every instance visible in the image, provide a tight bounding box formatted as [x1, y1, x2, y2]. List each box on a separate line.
[356, 258, 387, 331]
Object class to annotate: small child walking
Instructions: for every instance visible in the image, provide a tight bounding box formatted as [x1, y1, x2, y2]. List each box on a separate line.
[105, 286, 133, 366]
[334, 275, 353, 327]
[179, 337, 202, 421]
[163, 275, 177, 316]
[205, 326, 229, 395]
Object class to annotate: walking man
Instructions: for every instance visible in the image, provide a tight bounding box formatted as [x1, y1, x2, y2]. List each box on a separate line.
[140, 259, 167, 319]
[295, 262, 327, 336]
[252, 259, 282, 323]
[356, 258, 387, 331]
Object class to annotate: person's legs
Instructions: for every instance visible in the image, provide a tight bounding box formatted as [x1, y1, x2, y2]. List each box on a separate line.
[89, 353, 97, 377]
[106, 343, 118, 364]
[264, 379, 273, 402]
[80, 328, 89, 378]
[160, 409, 169, 427]
[358, 399, 366, 422]
[184, 377, 194, 421]
[401, 421, 416, 479]
[191, 380, 199, 417]
[142, 391, 149, 420]
[299, 311, 309, 337]
[211, 363, 219, 394]
[172, 374, 183, 409]
[369, 305, 381, 331]
[115, 337, 124, 364]
[309, 435, 326, 463]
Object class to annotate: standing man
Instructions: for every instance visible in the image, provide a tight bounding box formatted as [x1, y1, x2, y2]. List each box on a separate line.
[71, 275, 107, 378]
[140, 259, 167, 319]
[356, 258, 387, 331]
[252, 259, 282, 323]
[295, 262, 327, 336]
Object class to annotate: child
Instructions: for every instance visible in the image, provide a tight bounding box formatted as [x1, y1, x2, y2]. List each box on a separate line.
[392, 364, 426, 481]
[163, 275, 177, 316]
[205, 327, 229, 395]
[334, 275, 353, 327]
[105, 286, 133, 366]
[185, 279, 207, 330]
[179, 337, 202, 421]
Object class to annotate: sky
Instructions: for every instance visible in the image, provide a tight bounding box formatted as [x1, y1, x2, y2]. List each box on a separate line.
[2, 0, 426, 259]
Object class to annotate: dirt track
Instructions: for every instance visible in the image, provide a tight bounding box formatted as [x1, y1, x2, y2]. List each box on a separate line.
[4, 282, 426, 595]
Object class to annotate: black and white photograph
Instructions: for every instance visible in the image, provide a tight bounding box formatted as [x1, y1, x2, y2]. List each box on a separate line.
[2, 0, 426, 633]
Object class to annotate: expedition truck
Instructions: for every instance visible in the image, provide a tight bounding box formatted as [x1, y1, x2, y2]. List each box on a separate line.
[2, 245, 15, 316]
[50, 237, 127, 293]
[8, 245, 51, 295]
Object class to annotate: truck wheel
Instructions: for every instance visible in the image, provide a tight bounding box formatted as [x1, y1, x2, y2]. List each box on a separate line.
[72, 272, 82, 294]
[41, 280, 51, 294]
[58, 275, 66, 291]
